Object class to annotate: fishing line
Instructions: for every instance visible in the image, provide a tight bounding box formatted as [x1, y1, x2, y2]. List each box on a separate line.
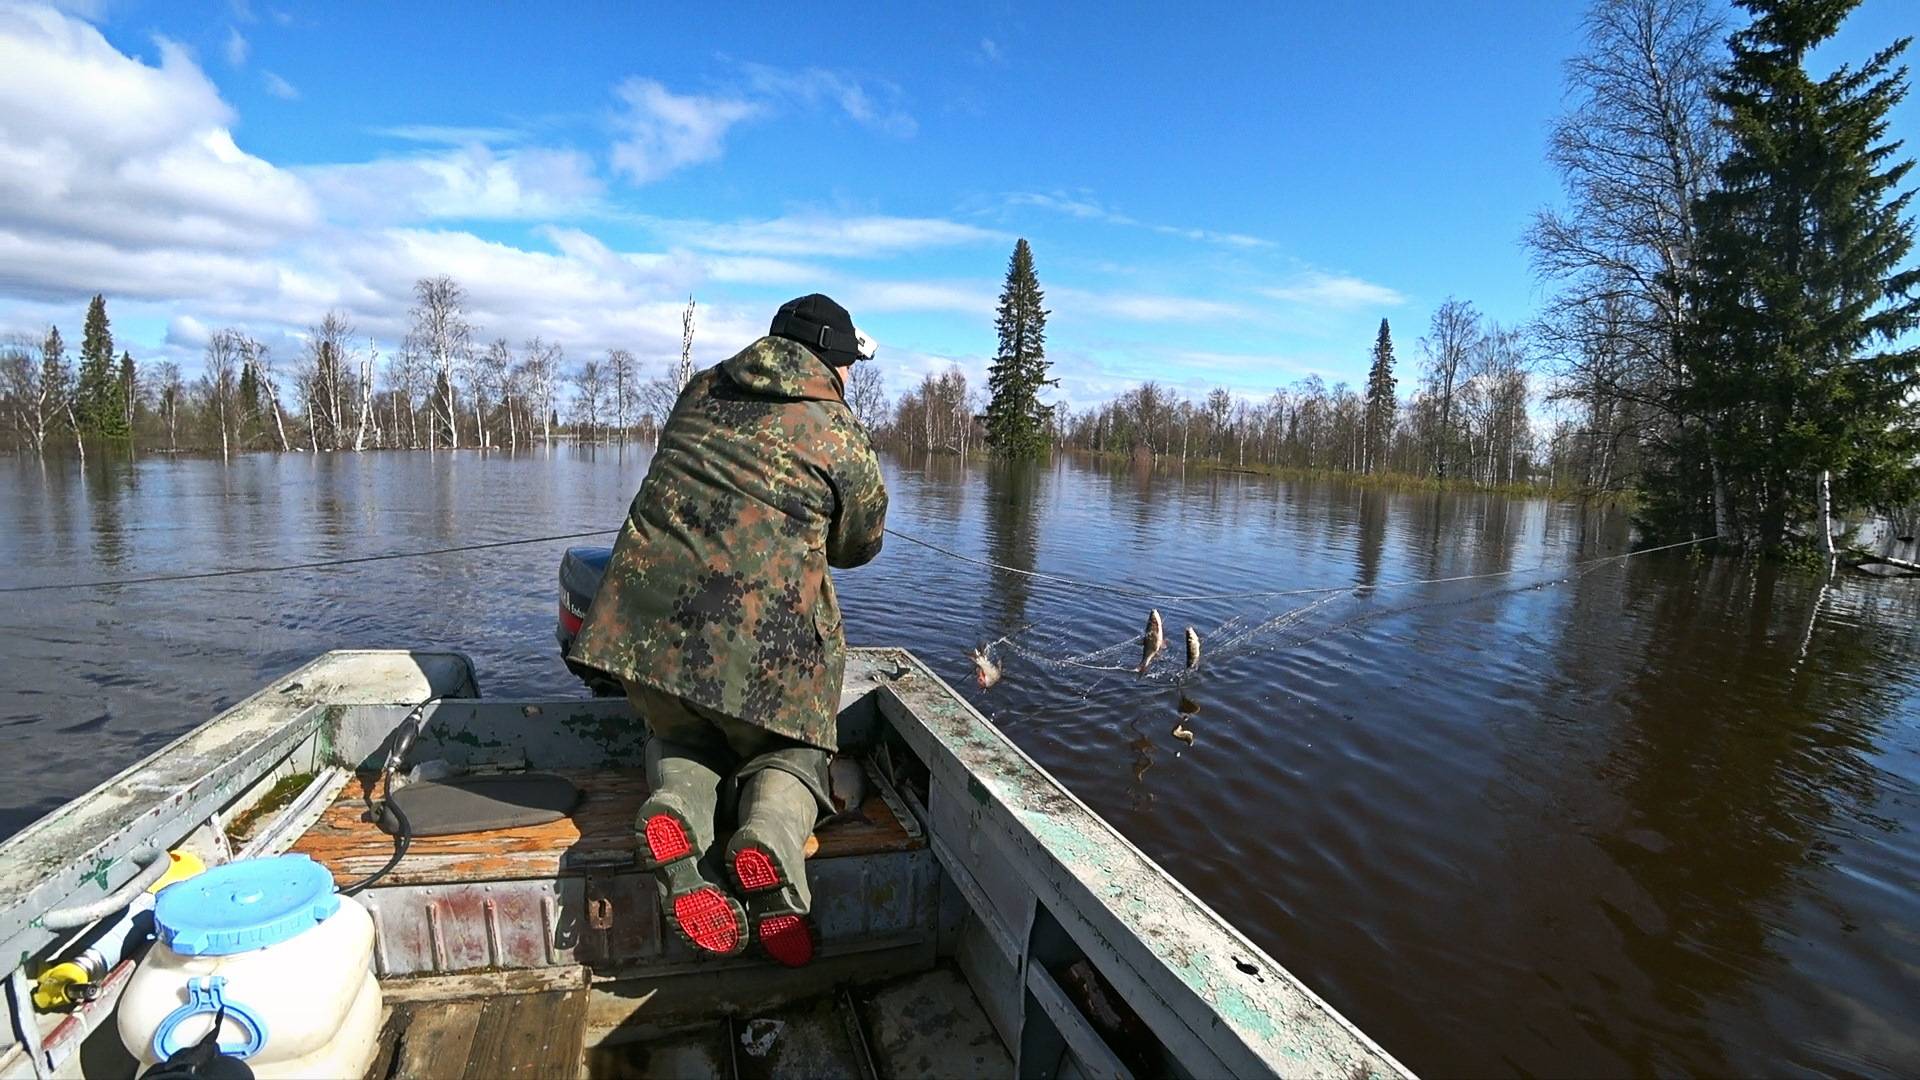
[0, 528, 620, 594]
[885, 526, 1718, 602]
[0, 517, 1716, 610]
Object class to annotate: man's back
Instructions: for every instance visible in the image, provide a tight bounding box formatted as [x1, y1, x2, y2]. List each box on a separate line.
[569, 334, 886, 751]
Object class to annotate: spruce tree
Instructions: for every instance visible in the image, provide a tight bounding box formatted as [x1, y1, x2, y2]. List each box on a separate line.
[118, 350, 136, 433]
[1363, 318, 1398, 474]
[75, 294, 127, 437]
[1684, 0, 1919, 551]
[40, 327, 70, 430]
[984, 238, 1056, 459]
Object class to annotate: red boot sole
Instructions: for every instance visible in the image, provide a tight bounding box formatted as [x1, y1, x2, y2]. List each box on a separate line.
[673, 887, 744, 955]
[758, 914, 814, 967]
[644, 813, 691, 864]
[732, 846, 782, 892]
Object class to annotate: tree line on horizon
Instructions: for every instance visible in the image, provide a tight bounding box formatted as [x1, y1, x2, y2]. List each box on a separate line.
[0, 281, 720, 460]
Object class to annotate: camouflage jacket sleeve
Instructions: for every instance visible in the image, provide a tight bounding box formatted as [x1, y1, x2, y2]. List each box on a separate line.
[825, 412, 888, 569]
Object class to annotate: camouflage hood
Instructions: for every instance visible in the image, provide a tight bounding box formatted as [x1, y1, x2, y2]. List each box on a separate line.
[721, 336, 846, 402]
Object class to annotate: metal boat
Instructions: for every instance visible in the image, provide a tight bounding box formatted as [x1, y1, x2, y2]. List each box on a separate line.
[0, 648, 1410, 1078]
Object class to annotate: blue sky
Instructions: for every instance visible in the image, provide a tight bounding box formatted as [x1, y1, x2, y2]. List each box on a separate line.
[0, 0, 1913, 411]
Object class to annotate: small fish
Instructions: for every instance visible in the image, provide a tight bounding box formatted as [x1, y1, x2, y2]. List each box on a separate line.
[970, 646, 1002, 689]
[1184, 626, 1201, 670]
[1171, 720, 1194, 745]
[1138, 609, 1164, 674]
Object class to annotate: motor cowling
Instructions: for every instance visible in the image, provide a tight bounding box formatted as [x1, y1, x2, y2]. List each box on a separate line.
[557, 546, 621, 696]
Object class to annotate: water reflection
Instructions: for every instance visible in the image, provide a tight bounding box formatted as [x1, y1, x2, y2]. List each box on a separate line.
[1356, 487, 1387, 587]
[981, 461, 1042, 631]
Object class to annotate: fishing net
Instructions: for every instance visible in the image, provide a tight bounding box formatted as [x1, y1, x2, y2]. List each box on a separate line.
[968, 554, 1631, 701]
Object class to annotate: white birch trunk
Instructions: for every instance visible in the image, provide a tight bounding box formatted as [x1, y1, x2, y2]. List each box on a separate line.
[354, 352, 374, 451]
[1818, 468, 1836, 566]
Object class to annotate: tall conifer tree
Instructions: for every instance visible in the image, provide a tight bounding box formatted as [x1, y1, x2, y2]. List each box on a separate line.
[984, 239, 1056, 459]
[1363, 319, 1398, 473]
[75, 294, 126, 437]
[118, 350, 136, 432]
[40, 327, 70, 431]
[1684, 0, 1919, 550]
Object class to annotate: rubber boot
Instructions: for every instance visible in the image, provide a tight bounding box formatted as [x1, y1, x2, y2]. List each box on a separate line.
[638, 735, 746, 957]
[726, 768, 820, 967]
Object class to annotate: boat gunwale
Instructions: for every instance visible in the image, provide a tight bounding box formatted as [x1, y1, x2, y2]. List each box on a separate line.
[860, 647, 1415, 1079]
[0, 651, 475, 979]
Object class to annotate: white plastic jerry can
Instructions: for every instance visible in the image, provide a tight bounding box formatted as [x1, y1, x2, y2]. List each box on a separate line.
[117, 854, 382, 1080]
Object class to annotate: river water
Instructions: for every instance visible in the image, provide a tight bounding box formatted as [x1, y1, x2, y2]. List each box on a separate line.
[2, 448, 1917, 1076]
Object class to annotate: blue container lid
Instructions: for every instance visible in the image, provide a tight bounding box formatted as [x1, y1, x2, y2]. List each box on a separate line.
[154, 854, 340, 956]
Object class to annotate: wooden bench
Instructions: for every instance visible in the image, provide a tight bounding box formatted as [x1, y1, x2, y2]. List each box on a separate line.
[292, 768, 921, 888]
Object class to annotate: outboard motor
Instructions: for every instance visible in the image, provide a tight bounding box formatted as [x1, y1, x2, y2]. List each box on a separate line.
[557, 546, 622, 696]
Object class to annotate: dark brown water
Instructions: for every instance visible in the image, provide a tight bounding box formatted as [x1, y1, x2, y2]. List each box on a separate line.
[3, 449, 1917, 1076]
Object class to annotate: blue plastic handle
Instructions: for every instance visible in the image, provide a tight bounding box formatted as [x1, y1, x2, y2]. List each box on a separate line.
[151, 976, 269, 1061]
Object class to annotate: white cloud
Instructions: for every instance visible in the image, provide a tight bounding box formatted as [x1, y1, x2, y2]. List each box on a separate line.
[841, 281, 994, 316]
[1170, 349, 1331, 380]
[977, 38, 1004, 66]
[223, 26, 248, 66]
[261, 71, 298, 99]
[609, 77, 757, 184]
[700, 255, 825, 285]
[735, 62, 916, 138]
[301, 146, 602, 222]
[1258, 272, 1404, 309]
[165, 313, 212, 348]
[1149, 224, 1269, 249]
[0, 7, 318, 253]
[655, 214, 1001, 258]
[1052, 287, 1257, 323]
[373, 124, 523, 146]
[1006, 191, 1272, 249]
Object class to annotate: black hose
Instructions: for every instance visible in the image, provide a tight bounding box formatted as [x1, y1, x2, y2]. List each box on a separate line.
[338, 798, 409, 897]
[338, 704, 429, 896]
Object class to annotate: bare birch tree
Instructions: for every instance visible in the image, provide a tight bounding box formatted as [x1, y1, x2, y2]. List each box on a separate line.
[677, 296, 696, 390]
[154, 361, 183, 452]
[408, 276, 472, 449]
[1, 334, 49, 453]
[387, 339, 426, 449]
[607, 349, 639, 443]
[847, 363, 887, 431]
[520, 337, 559, 447]
[240, 337, 291, 452]
[1420, 298, 1481, 480]
[470, 338, 512, 450]
[571, 359, 605, 442]
[1527, 0, 1726, 508]
[202, 331, 243, 460]
[299, 312, 354, 450]
[353, 340, 377, 451]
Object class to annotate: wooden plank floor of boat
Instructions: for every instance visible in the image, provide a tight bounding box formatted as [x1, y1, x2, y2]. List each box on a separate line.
[291, 768, 920, 887]
[368, 988, 589, 1080]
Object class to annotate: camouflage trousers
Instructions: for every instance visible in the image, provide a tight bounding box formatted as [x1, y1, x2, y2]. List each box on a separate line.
[625, 682, 831, 812]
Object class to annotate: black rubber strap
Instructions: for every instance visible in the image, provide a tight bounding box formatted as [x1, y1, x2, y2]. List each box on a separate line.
[771, 310, 858, 356]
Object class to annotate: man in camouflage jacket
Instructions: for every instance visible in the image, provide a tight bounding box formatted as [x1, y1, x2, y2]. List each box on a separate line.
[570, 294, 886, 966]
